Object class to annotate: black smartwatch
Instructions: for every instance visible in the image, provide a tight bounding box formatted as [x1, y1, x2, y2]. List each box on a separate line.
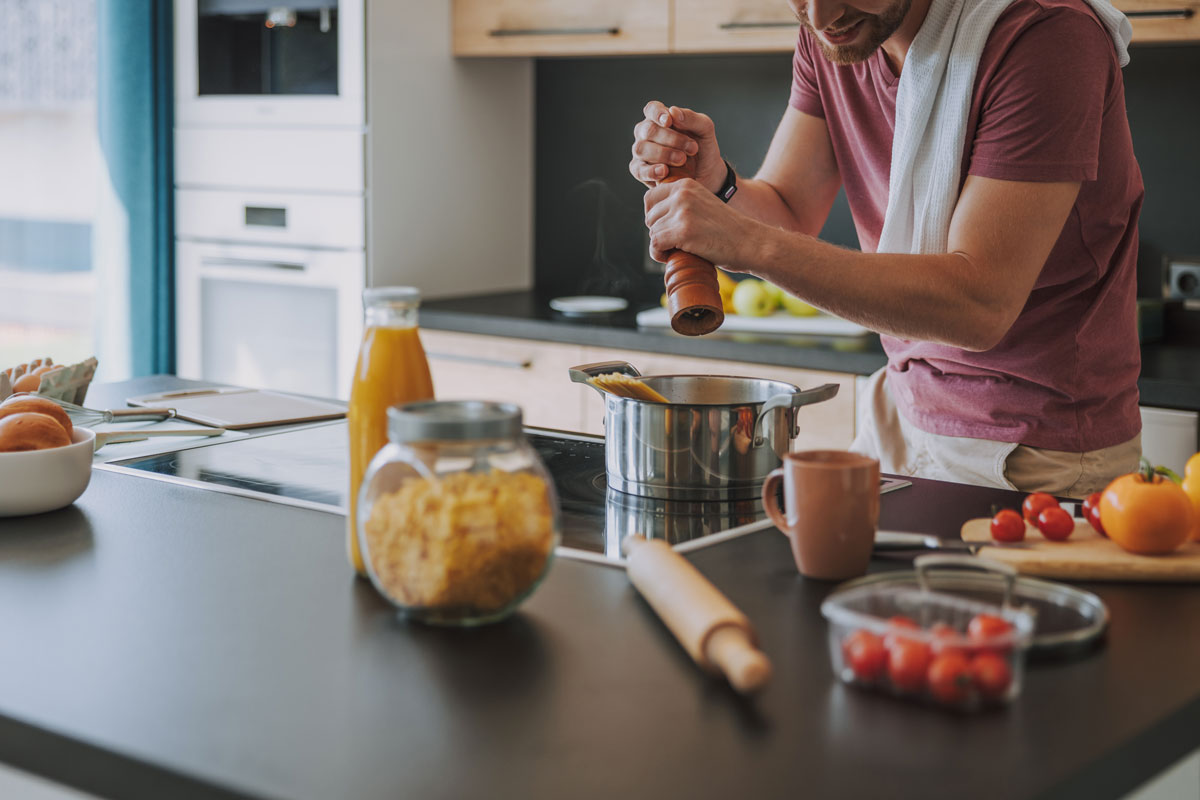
[716, 159, 738, 203]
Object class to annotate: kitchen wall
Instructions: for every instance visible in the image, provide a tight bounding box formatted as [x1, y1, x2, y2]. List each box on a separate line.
[535, 45, 1200, 304]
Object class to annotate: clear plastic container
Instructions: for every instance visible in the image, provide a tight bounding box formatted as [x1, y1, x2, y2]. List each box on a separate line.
[357, 400, 560, 626]
[821, 557, 1035, 711]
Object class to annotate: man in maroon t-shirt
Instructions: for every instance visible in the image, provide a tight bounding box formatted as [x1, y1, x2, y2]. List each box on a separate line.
[630, 0, 1142, 497]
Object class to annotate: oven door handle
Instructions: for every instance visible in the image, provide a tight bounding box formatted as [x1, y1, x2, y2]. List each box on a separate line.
[201, 257, 307, 272]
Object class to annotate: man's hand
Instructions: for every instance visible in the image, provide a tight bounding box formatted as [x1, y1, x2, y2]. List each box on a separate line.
[629, 101, 726, 192]
[643, 178, 760, 266]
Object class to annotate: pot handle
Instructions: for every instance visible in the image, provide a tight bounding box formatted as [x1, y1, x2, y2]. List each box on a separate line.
[568, 361, 642, 393]
[753, 382, 840, 444]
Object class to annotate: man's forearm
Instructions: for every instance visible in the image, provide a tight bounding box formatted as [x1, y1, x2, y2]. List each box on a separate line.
[745, 226, 1018, 352]
[726, 175, 832, 238]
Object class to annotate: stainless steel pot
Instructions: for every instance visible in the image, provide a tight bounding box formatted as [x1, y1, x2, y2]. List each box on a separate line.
[569, 361, 838, 501]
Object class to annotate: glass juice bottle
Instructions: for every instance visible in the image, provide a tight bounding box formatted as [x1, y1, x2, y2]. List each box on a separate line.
[347, 287, 434, 575]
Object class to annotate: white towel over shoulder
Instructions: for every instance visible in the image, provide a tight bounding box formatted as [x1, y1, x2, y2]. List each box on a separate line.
[875, 0, 1132, 256]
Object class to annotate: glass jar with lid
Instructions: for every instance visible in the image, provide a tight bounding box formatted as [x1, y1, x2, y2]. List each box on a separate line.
[357, 400, 560, 626]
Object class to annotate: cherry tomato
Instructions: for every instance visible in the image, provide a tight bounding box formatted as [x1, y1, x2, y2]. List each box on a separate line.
[928, 622, 969, 658]
[883, 615, 921, 651]
[967, 613, 1013, 657]
[1036, 506, 1075, 541]
[887, 638, 932, 693]
[842, 630, 887, 683]
[990, 509, 1026, 543]
[927, 652, 973, 705]
[1022, 492, 1059, 524]
[970, 652, 1013, 700]
[1081, 492, 1106, 536]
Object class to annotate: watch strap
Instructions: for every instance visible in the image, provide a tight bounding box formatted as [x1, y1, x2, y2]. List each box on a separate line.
[716, 159, 738, 203]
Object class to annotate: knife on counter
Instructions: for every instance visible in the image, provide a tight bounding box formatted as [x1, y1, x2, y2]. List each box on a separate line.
[874, 530, 1030, 555]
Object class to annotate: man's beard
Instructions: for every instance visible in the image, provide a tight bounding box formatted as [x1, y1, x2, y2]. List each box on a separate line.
[796, 0, 911, 65]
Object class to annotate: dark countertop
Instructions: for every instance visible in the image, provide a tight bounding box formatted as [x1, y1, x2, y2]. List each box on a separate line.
[0, 376, 1198, 800]
[422, 290, 1200, 412]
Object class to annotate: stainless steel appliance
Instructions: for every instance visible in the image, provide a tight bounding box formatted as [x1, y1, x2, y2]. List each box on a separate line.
[98, 422, 909, 565]
[569, 361, 838, 501]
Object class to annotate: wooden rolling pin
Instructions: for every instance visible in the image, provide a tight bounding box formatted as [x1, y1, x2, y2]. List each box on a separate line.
[661, 154, 724, 337]
[623, 534, 772, 694]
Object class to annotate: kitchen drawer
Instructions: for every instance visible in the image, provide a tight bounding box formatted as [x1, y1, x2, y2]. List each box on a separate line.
[175, 127, 365, 194]
[176, 189, 365, 250]
[1114, 0, 1200, 42]
[421, 330, 587, 432]
[673, 0, 799, 53]
[453, 0, 670, 56]
[578, 345, 857, 448]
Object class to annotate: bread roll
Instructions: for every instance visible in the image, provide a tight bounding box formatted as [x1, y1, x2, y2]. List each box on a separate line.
[0, 395, 73, 438]
[0, 412, 72, 452]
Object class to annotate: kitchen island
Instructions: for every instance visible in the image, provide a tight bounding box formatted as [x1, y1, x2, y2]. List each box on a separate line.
[0, 376, 1198, 800]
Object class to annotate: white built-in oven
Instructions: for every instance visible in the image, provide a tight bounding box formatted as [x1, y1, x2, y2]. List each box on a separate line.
[175, 0, 364, 127]
[175, 189, 364, 399]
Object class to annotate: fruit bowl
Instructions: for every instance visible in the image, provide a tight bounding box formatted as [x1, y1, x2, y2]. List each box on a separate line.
[0, 428, 95, 517]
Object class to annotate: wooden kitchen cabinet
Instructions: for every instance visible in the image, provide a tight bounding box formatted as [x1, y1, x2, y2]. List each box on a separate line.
[1113, 0, 1200, 42]
[672, 0, 799, 53]
[453, 0, 670, 56]
[419, 330, 587, 431]
[578, 345, 858, 450]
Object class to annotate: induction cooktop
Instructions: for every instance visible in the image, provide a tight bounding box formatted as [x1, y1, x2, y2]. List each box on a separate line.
[98, 421, 909, 565]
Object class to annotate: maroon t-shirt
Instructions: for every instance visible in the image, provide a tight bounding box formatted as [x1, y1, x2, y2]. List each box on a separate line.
[789, 0, 1143, 451]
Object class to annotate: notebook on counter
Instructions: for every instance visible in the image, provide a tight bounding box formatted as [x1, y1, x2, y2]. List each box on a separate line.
[126, 386, 346, 430]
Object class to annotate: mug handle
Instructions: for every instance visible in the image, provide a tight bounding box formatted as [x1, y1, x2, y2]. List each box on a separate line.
[762, 467, 788, 534]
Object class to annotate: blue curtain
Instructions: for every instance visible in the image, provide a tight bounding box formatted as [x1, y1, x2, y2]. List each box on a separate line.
[97, 0, 174, 375]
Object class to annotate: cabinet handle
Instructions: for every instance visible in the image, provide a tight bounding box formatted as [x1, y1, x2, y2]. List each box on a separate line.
[718, 20, 798, 30]
[1124, 8, 1195, 17]
[488, 26, 620, 37]
[202, 257, 305, 271]
[426, 351, 532, 370]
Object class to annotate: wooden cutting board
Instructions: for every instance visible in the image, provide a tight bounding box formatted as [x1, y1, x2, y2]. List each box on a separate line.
[961, 518, 1200, 583]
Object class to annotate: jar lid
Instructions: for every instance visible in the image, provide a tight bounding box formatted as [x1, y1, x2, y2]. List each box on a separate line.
[363, 286, 420, 307]
[388, 400, 523, 442]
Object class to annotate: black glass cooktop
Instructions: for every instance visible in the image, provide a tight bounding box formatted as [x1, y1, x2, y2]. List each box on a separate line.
[101, 421, 906, 563]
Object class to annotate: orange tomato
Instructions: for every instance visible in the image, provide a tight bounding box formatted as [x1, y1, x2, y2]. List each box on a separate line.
[1182, 453, 1200, 543]
[1099, 472, 1194, 555]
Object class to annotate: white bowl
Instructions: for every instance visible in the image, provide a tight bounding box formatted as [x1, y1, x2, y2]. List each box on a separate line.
[0, 427, 94, 517]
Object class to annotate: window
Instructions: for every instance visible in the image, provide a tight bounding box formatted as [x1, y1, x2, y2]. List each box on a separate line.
[0, 0, 103, 373]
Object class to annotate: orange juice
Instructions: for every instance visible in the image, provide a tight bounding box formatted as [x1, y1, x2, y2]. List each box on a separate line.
[348, 296, 434, 575]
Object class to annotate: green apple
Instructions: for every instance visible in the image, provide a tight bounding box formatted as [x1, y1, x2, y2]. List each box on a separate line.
[731, 279, 777, 317]
[781, 292, 820, 317]
[761, 281, 785, 306]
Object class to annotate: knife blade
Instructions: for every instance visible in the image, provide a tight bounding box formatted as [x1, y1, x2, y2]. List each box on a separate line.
[874, 530, 1030, 555]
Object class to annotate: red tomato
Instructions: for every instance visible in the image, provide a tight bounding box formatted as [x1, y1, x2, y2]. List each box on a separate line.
[1022, 492, 1059, 524]
[967, 613, 1013, 644]
[970, 652, 1013, 700]
[990, 509, 1026, 543]
[883, 615, 921, 651]
[887, 638, 932, 693]
[1082, 492, 1106, 536]
[842, 630, 887, 683]
[1036, 506, 1075, 541]
[928, 622, 968, 658]
[927, 652, 973, 705]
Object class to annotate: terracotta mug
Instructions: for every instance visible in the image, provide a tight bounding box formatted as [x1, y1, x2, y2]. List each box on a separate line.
[762, 450, 881, 580]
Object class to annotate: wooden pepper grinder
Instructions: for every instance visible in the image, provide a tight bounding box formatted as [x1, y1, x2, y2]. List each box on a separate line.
[661, 154, 725, 336]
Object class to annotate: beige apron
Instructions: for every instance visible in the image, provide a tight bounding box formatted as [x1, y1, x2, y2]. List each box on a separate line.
[849, 368, 1141, 499]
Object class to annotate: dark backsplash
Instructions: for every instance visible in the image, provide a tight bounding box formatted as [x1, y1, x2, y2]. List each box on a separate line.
[534, 45, 1200, 305]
